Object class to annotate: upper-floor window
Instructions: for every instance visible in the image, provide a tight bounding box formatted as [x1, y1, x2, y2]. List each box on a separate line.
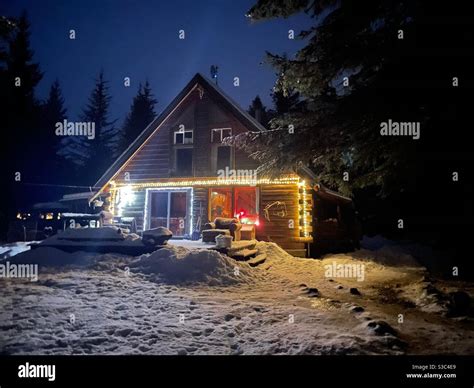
[211, 128, 231, 143]
[216, 146, 231, 171]
[174, 129, 193, 144]
[175, 148, 193, 176]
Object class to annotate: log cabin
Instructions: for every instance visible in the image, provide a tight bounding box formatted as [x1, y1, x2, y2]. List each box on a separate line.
[90, 73, 313, 257]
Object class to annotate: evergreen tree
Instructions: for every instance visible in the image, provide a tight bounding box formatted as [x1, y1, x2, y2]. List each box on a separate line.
[119, 80, 157, 152]
[59, 71, 118, 181]
[0, 16, 15, 68]
[42, 79, 67, 154]
[0, 12, 42, 238]
[234, 0, 474, 247]
[271, 88, 301, 115]
[39, 80, 69, 182]
[247, 95, 268, 126]
[0, 15, 15, 138]
[4, 11, 42, 136]
[235, 0, 471, 200]
[0, 15, 16, 239]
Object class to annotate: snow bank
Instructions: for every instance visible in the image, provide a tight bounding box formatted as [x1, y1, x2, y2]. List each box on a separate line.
[255, 237, 421, 269]
[55, 226, 124, 240]
[130, 245, 255, 285]
[369, 246, 420, 267]
[31, 227, 145, 250]
[5, 247, 99, 267]
[254, 241, 295, 262]
[357, 236, 421, 267]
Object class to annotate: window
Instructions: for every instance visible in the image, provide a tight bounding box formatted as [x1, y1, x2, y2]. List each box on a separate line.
[176, 148, 193, 176]
[234, 187, 257, 223]
[211, 128, 231, 143]
[210, 188, 233, 219]
[216, 146, 231, 171]
[174, 129, 193, 144]
[209, 187, 258, 224]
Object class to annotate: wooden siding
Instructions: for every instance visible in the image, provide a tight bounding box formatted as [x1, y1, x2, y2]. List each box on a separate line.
[110, 86, 257, 185]
[116, 182, 313, 251]
[257, 184, 306, 250]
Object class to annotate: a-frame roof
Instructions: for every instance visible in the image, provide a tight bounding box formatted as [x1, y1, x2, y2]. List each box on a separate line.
[93, 73, 267, 191]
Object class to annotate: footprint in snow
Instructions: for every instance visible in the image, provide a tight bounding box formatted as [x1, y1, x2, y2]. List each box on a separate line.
[350, 305, 365, 313]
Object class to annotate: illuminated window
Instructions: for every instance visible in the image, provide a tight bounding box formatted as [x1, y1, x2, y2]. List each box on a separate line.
[234, 187, 257, 222]
[210, 188, 233, 219]
[45, 213, 54, 220]
[209, 187, 258, 223]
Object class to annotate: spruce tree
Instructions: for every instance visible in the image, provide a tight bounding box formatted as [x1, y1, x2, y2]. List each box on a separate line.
[235, 0, 469, 198]
[42, 80, 67, 153]
[38, 80, 68, 181]
[59, 71, 117, 182]
[5, 11, 42, 136]
[0, 12, 42, 237]
[271, 88, 301, 115]
[247, 95, 268, 126]
[119, 80, 157, 152]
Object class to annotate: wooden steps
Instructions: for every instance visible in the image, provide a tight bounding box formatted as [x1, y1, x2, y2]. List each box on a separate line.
[227, 240, 256, 256]
[209, 240, 260, 262]
[231, 248, 258, 261]
[247, 253, 267, 267]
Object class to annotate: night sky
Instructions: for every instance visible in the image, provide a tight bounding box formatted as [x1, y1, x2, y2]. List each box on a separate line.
[2, 0, 312, 123]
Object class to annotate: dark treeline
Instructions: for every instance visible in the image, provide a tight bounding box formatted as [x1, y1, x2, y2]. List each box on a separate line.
[0, 12, 157, 239]
[241, 0, 474, 272]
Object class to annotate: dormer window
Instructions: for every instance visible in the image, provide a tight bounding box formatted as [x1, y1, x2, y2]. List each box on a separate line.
[211, 128, 231, 143]
[174, 129, 193, 144]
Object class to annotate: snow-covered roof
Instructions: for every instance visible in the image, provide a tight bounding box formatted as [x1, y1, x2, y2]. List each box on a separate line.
[32, 202, 70, 210]
[60, 213, 100, 218]
[315, 184, 352, 204]
[60, 192, 96, 201]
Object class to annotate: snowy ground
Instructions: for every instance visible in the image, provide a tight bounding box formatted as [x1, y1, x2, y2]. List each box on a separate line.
[0, 237, 473, 355]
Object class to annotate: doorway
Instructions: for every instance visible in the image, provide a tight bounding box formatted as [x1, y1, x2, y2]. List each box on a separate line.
[146, 189, 192, 237]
